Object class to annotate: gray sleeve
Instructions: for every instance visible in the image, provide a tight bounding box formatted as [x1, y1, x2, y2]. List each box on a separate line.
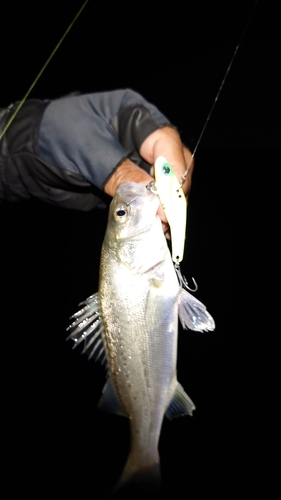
[38, 89, 171, 190]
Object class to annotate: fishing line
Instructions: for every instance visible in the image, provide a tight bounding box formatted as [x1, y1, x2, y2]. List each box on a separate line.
[0, 0, 89, 141]
[180, 0, 259, 186]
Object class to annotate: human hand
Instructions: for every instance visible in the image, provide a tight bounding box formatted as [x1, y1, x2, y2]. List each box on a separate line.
[104, 126, 194, 236]
[139, 126, 194, 199]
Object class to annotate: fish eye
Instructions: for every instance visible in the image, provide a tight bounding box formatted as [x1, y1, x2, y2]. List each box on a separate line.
[114, 205, 128, 222]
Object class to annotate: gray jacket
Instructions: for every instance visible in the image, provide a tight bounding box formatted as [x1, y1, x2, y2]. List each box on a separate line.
[0, 89, 171, 211]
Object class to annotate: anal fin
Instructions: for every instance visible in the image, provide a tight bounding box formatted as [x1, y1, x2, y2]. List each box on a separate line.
[165, 382, 196, 419]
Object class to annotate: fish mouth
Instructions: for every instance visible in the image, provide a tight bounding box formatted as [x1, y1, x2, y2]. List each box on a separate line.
[116, 182, 160, 208]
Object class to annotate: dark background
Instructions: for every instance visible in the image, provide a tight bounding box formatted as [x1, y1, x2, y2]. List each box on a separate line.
[1, 1, 279, 498]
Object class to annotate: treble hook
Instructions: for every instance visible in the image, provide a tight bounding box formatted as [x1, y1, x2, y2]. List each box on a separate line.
[182, 275, 198, 293]
[174, 263, 198, 292]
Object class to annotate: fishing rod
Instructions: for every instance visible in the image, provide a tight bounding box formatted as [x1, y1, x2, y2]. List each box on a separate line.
[152, 1, 258, 270]
[0, 0, 89, 141]
[182, 0, 259, 183]
[1, 1, 257, 150]
[1, 0, 257, 267]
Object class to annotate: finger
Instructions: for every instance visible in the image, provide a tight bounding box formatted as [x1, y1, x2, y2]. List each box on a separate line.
[140, 127, 194, 197]
[162, 221, 171, 240]
[104, 159, 153, 197]
[182, 146, 194, 197]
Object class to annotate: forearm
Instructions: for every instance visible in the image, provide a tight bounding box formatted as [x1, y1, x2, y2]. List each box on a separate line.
[38, 89, 171, 191]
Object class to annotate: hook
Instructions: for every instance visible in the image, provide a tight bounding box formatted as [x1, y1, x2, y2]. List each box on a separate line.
[182, 275, 198, 292]
[174, 263, 198, 292]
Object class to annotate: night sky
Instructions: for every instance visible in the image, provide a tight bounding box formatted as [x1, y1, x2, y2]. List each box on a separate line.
[1, 1, 278, 498]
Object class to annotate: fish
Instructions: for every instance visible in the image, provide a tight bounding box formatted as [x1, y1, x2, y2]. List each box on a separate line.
[66, 181, 215, 493]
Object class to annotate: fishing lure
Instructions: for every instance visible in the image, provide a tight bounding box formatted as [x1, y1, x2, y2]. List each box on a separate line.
[153, 156, 187, 264]
[148, 156, 198, 293]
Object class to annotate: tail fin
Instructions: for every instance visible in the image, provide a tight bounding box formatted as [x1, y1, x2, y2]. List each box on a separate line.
[109, 455, 161, 498]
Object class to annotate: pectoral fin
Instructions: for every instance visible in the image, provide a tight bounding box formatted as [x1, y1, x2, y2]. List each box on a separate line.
[165, 382, 196, 419]
[178, 288, 215, 332]
[66, 292, 107, 364]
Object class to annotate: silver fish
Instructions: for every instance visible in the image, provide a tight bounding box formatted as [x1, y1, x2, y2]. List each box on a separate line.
[67, 181, 215, 492]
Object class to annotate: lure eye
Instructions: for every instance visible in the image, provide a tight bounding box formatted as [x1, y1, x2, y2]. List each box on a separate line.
[114, 205, 128, 222]
[162, 163, 171, 175]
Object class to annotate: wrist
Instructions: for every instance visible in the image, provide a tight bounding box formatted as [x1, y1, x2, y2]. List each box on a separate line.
[139, 126, 179, 165]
